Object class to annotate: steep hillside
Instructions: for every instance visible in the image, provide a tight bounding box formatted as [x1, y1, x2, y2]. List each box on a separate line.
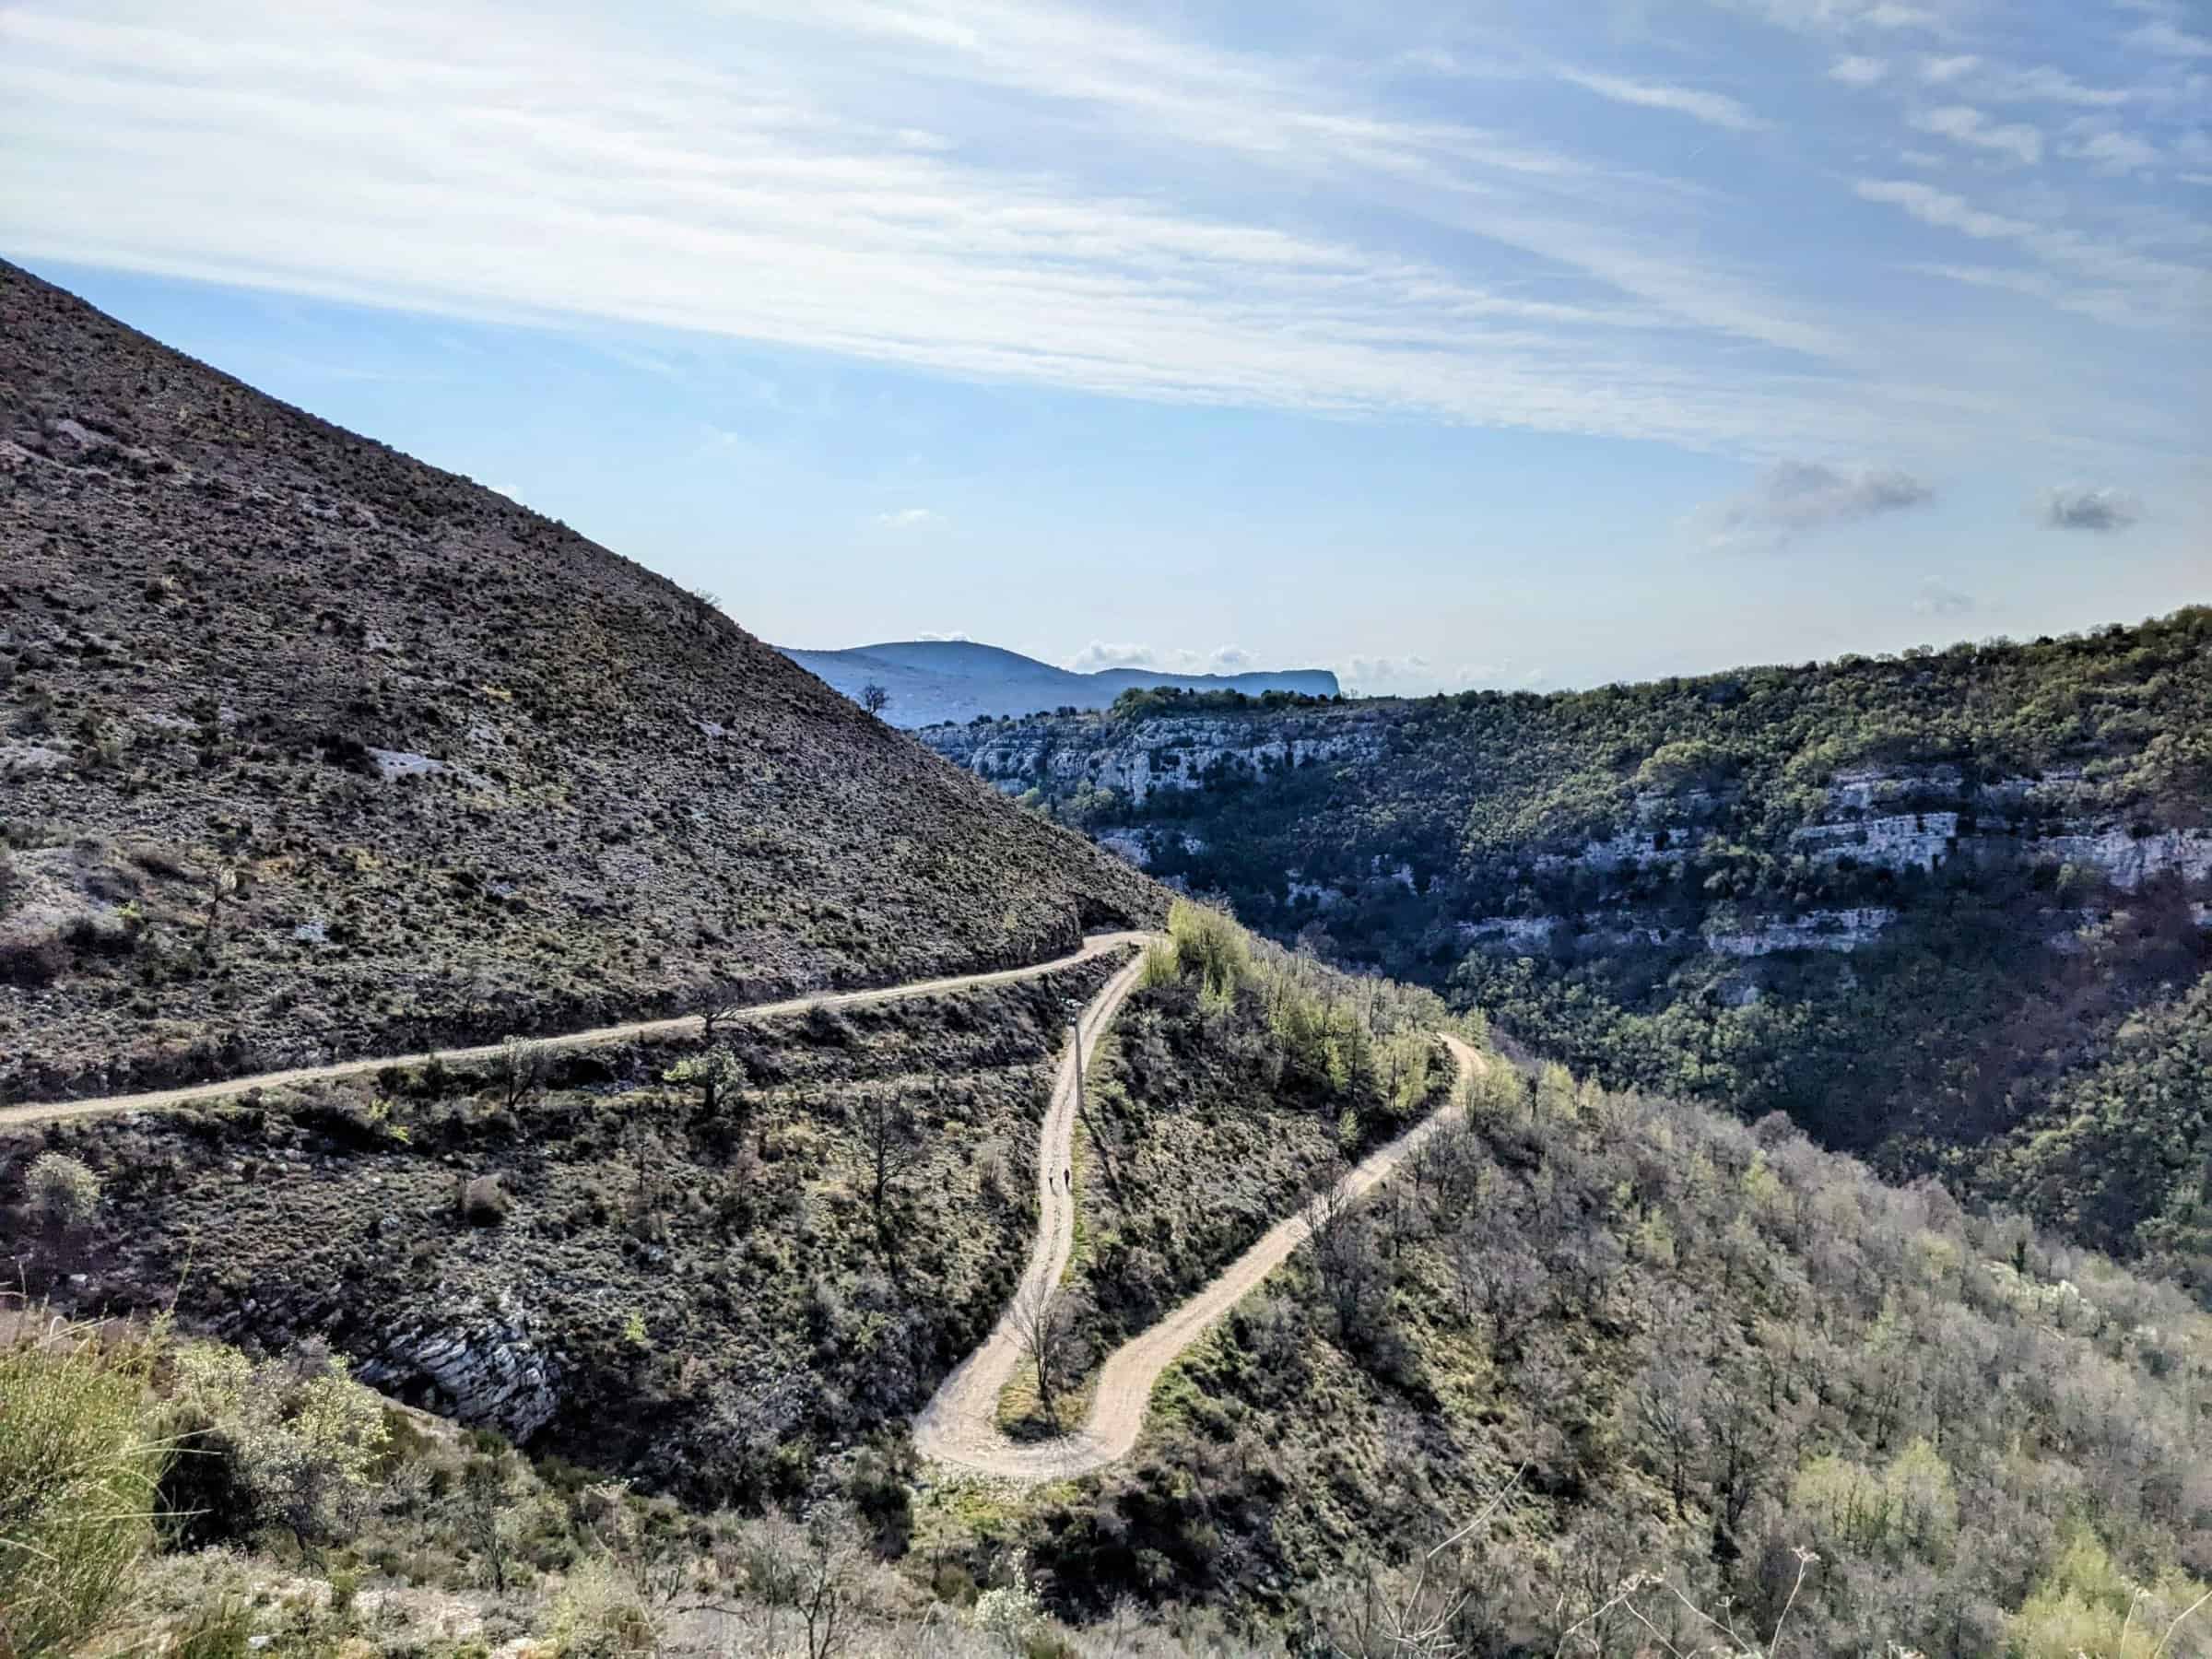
[782, 637, 1339, 727]
[1022, 1038, 2212, 1656]
[0, 261, 1160, 1101]
[922, 618, 2212, 1279]
[1, 952, 1129, 1506]
[9, 920, 2209, 1657]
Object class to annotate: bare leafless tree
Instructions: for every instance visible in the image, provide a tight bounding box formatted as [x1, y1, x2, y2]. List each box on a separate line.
[1447, 1226, 1544, 1359]
[497, 1034, 549, 1110]
[852, 1092, 923, 1255]
[859, 683, 890, 717]
[1304, 1173, 1387, 1344]
[695, 977, 748, 1044]
[1704, 1363, 1779, 1542]
[1630, 1353, 1708, 1521]
[1010, 1275, 1077, 1429]
[785, 1502, 865, 1659]
[1319, 1465, 1524, 1658]
[199, 865, 239, 958]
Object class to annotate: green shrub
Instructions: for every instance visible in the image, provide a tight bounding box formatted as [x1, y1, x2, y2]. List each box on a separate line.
[1164, 898, 1248, 997]
[1136, 937, 1179, 989]
[0, 1316, 170, 1656]
[26, 1150, 100, 1225]
[167, 1342, 391, 1559]
[165, 1597, 254, 1659]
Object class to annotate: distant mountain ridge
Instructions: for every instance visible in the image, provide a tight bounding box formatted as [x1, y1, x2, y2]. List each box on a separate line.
[777, 638, 1339, 727]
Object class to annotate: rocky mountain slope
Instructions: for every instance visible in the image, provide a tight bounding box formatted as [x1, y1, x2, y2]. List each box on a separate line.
[12, 927, 2210, 1656]
[922, 617, 2212, 1282]
[782, 637, 1338, 727]
[0, 260, 1161, 1102]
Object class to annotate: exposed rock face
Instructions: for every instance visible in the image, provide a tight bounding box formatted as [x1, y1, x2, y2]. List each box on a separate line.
[358, 1307, 562, 1440]
[1096, 830, 1150, 868]
[1792, 814, 1959, 872]
[1704, 908, 1897, 957]
[924, 712, 2210, 973]
[930, 712, 1390, 806]
[2039, 828, 2212, 890]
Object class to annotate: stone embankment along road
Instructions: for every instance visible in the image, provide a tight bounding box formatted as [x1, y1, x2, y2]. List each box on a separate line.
[0, 932, 1155, 1128]
[915, 1004, 1484, 1484]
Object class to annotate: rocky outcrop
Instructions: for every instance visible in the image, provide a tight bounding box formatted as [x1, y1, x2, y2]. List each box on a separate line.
[1792, 813, 1959, 873]
[927, 711, 1390, 806]
[1704, 908, 1897, 958]
[358, 1304, 562, 1440]
[924, 706, 2208, 973]
[2038, 828, 2212, 890]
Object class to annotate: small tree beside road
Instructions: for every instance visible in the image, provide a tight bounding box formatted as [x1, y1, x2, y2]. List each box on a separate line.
[1010, 1277, 1078, 1430]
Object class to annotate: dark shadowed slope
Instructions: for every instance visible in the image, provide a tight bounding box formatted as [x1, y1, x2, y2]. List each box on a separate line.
[0, 260, 1162, 1101]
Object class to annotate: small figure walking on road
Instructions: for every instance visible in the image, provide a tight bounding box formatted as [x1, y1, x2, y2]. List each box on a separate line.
[1065, 1165, 1072, 1190]
[1048, 1171, 1055, 1193]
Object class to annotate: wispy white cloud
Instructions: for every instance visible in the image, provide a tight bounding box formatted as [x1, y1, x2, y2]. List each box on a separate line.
[0, 0, 2198, 482]
[1910, 103, 2044, 163]
[2040, 485, 2144, 530]
[1857, 177, 2028, 237]
[1984, 64, 2133, 108]
[0, 0, 1946, 463]
[2065, 128, 2159, 172]
[2124, 18, 2212, 58]
[1912, 576, 1977, 616]
[873, 506, 941, 529]
[1830, 54, 1890, 85]
[1918, 53, 1981, 83]
[1713, 0, 1944, 32]
[1554, 65, 1767, 131]
[1697, 458, 1936, 548]
[1860, 178, 2208, 328]
[1065, 641, 1157, 673]
[1063, 641, 1271, 677]
[1335, 655, 1546, 695]
[1861, 3, 1942, 27]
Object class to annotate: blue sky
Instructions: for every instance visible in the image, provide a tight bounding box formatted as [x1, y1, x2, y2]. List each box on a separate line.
[4, 0, 2206, 693]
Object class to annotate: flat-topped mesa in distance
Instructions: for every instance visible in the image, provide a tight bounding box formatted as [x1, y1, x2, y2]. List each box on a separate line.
[779, 636, 1339, 727]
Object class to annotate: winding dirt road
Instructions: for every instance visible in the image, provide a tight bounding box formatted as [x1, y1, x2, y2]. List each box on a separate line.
[0, 931, 1154, 1129]
[915, 1027, 1484, 1483]
[13, 921, 1484, 1488]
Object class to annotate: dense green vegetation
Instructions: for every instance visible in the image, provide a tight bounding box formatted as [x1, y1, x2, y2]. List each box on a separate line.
[1986, 973, 2212, 1297]
[935, 609, 2212, 1283]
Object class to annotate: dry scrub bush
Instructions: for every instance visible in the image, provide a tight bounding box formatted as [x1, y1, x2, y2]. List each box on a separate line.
[0, 1310, 171, 1658]
[25, 1149, 100, 1224]
[169, 1342, 391, 1559]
